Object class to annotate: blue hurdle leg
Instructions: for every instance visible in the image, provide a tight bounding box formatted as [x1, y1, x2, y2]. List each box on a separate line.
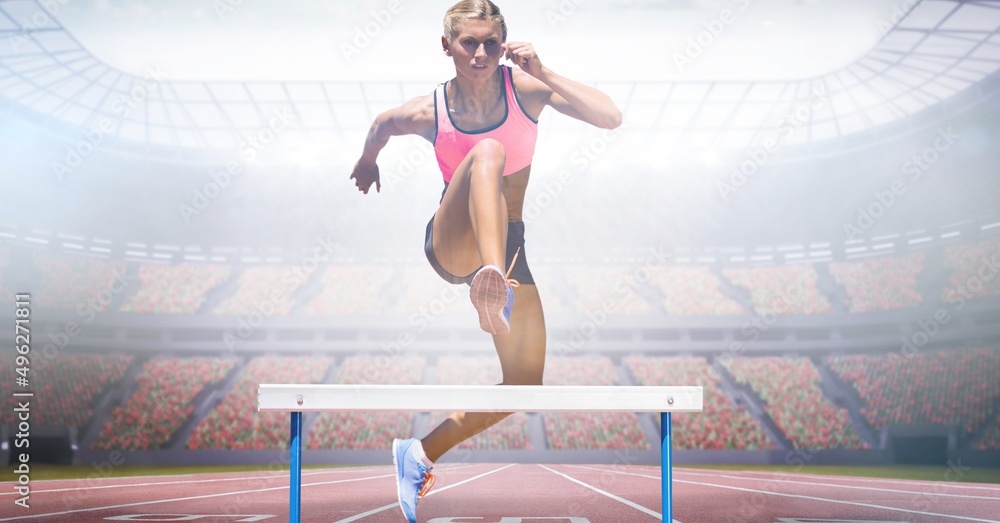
[660, 412, 672, 523]
[290, 411, 303, 523]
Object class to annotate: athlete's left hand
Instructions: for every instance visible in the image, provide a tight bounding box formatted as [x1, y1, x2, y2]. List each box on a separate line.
[502, 42, 543, 77]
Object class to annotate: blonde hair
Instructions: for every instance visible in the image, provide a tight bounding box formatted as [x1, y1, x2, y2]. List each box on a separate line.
[443, 0, 507, 42]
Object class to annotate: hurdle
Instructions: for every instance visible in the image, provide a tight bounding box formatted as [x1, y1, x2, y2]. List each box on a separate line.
[258, 384, 703, 522]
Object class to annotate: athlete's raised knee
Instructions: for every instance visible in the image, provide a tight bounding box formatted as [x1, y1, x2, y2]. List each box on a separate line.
[471, 138, 506, 165]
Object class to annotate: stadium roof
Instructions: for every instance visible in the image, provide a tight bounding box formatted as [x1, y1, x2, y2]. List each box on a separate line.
[0, 0, 999, 159]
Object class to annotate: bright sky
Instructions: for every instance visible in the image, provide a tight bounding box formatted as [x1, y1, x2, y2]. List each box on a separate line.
[53, 0, 901, 82]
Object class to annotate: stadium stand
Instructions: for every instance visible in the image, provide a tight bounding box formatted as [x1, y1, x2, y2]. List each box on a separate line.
[33, 251, 128, 311]
[429, 355, 530, 450]
[302, 265, 392, 315]
[564, 266, 654, 315]
[975, 416, 1000, 450]
[307, 355, 425, 450]
[723, 265, 833, 315]
[1, 353, 132, 429]
[187, 356, 332, 450]
[212, 266, 305, 315]
[626, 356, 773, 450]
[120, 263, 231, 314]
[722, 357, 867, 449]
[542, 356, 649, 450]
[829, 252, 925, 312]
[648, 266, 744, 315]
[92, 357, 236, 450]
[393, 266, 474, 317]
[942, 236, 1000, 301]
[828, 348, 1000, 434]
[527, 266, 564, 314]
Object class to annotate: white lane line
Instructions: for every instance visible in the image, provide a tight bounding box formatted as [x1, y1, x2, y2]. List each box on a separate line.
[0, 468, 360, 496]
[0, 464, 477, 496]
[0, 463, 398, 486]
[690, 468, 1000, 491]
[671, 469, 1000, 500]
[538, 464, 679, 523]
[332, 463, 516, 523]
[0, 473, 394, 521]
[569, 465, 1000, 523]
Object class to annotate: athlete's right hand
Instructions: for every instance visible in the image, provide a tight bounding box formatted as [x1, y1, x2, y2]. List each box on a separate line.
[350, 159, 380, 194]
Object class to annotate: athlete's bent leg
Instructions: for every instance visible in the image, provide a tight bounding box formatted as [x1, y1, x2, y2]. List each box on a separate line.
[421, 284, 546, 462]
[432, 138, 508, 278]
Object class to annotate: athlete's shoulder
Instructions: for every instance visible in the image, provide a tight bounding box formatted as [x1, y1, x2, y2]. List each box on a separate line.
[390, 92, 436, 141]
[507, 67, 547, 120]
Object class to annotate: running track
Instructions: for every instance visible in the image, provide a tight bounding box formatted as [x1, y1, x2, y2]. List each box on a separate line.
[1, 464, 998, 522]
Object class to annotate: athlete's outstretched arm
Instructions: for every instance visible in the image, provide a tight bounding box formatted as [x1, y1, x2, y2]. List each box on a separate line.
[351, 96, 431, 194]
[503, 41, 622, 130]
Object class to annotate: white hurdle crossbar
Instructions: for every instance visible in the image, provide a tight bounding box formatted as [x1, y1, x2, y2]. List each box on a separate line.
[258, 384, 703, 522]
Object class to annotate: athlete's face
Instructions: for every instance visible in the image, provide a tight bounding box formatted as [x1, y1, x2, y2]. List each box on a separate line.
[443, 20, 504, 79]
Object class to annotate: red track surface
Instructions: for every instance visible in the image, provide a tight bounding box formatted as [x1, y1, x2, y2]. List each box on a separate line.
[2, 465, 999, 522]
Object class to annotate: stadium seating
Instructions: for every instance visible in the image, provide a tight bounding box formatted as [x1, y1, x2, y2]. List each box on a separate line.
[33, 251, 128, 311]
[212, 266, 305, 315]
[120, 263, 231, 314]
[1, 353, 131, 429]
[564, 266, 654, 315]
[429, 355, 530, 450]
[828, 348, 1000, 434]
[722, 357, 867, 449]
[648, 267, 744, 315]
[307, 355, 425, 450]
[626, 356, 773, 450]
[302, 265, 393, 315]
[186, 356, 332, 450]
[974, 416, 1000, 450]
[393, 266, 475, 318]
[527, 266, 564, 314]
[92, 357, 236, 450]
[542, 356, 649, 450]
[723, 265, 833, 315]
[829, 252, 925, 312]
[942, 236, 1000, 301]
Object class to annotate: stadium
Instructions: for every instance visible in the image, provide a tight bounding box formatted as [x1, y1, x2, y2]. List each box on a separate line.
[1, 0, 999, 521]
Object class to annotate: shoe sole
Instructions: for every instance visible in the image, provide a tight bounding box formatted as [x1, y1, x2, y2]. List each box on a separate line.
[392, 439, 410, 522]
[470, 266, 510, 335]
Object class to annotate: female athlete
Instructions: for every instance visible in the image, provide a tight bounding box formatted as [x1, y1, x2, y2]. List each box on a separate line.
[349, 1, 621, 520]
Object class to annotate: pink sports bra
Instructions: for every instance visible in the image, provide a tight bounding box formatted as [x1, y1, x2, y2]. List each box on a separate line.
[433, 65, 538, 183]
